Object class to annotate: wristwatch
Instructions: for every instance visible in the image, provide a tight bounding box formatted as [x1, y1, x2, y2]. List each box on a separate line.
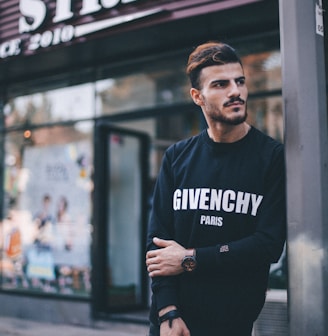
[181, 249, 197, 272]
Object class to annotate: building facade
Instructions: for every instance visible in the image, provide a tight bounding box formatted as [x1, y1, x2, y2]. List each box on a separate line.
[0, 0, 286, 325]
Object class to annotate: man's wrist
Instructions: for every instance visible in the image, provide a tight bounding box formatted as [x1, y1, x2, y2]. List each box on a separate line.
[186, 248, 195, 256]
[158, 309, 181, 328]
[159, 305, 177, 317]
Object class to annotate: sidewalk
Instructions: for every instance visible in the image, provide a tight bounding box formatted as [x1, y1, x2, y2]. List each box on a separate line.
[0, 290, 287, 336]
[0, 316, 149, 336]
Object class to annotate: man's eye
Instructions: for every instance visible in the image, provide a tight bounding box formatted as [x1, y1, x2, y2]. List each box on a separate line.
[237, 78, 245, 85]
[215, 81, 228, 87]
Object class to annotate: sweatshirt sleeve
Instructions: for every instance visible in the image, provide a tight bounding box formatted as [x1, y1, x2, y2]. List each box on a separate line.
[146, 150, 179, 312]
[196, 144, 286, 273]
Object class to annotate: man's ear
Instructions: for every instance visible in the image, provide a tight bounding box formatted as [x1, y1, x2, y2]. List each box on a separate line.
[190, 88, 203, 106]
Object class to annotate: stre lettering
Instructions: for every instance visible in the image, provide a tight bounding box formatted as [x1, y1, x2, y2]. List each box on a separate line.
[0, 39, 21, 59]
[19, 0, 139, 33]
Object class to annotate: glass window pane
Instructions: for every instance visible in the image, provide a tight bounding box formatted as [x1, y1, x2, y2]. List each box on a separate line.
[242, 51, 281, 93]
[111, 119, 158, 178]
[96, 76, 157, 114]
[4, 83, 95, 127]
[247, 96, 283, 142]
[96, 61, 190, 116]
[1, 122, 93, 297]
[107, 132, 143, 307]
[117, 109, 203, 178]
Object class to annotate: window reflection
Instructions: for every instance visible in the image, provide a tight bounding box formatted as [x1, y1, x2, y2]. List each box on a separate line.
[247, 96, 283, 142]
[242, 51, 281, 93]
[96, 76, 157, 115]
[107, 133, 143, 307]
[4, 83, 95, 127]
[95, 65, 190, 115]
[1, 123, 93, 297]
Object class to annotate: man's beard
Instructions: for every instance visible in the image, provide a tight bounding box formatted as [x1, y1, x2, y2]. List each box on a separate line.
[205, 102, 248, 125]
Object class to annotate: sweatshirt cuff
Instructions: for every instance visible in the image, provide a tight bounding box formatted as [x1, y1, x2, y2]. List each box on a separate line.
[154, 285, 179, 312]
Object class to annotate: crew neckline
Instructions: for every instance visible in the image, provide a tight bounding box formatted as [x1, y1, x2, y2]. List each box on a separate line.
[201, 126, 254, 151]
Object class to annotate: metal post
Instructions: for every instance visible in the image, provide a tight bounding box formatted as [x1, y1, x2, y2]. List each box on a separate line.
[279, 0, 328, 335]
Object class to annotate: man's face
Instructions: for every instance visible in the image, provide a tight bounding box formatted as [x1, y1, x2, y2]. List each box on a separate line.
[191, 63, 248, 126]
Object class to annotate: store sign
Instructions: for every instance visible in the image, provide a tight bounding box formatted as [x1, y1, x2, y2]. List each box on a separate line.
[0, 0, 162, 60]
[315, 0, 324, 36]
[19, 0, 139, 33]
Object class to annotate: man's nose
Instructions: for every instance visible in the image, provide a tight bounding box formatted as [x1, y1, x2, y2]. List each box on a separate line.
[228, 81, 240, 97]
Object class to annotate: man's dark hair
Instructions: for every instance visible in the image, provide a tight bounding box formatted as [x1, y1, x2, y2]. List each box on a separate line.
[186, 41, 243, 89]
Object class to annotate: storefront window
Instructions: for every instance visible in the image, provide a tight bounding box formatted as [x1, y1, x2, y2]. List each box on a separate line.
[1, 122, 93, 297]
[4, 83, 95, 127]
[95, 60, 190, 116]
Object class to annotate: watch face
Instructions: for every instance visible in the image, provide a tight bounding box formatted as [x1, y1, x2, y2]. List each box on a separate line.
[182, 256, 197, 272]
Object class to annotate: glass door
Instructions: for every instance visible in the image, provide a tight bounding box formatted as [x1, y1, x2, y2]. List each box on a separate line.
[92, 121, 149, 315]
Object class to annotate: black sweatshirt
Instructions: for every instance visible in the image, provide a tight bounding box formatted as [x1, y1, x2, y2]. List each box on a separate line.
[147, 127, 286, 332]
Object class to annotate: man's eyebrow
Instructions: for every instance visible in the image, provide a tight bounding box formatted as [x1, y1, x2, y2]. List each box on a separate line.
[210, 76, 245, 85]
[210, 79, 229, 85]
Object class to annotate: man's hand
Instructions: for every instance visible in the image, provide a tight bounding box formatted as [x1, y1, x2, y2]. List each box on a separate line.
[158, 306, 190, 336]
[146, 238, 190, 277]
[160, 317, 191, 336]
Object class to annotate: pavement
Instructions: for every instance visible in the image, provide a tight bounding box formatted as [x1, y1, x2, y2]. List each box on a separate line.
[0, 316, 149, 336]
[0, 291, 287, 336]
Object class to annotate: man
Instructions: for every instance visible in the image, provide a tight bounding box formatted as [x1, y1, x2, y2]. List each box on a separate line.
[146, 41, 286, 336]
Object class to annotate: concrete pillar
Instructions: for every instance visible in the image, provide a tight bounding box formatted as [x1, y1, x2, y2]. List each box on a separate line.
[279, 0, 328, 334]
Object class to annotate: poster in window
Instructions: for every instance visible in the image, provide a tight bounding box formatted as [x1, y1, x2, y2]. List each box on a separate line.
[13, 140, 92, 295]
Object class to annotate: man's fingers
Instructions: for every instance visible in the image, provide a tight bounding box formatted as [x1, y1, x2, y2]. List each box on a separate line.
[147, 263, 162, 277]
[146, 250, 156, 259]
[147, 264, 156, 273]
[145, 254, 158, 266]
[148, 270, 160, 278]
[148, 267, 167, 278]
